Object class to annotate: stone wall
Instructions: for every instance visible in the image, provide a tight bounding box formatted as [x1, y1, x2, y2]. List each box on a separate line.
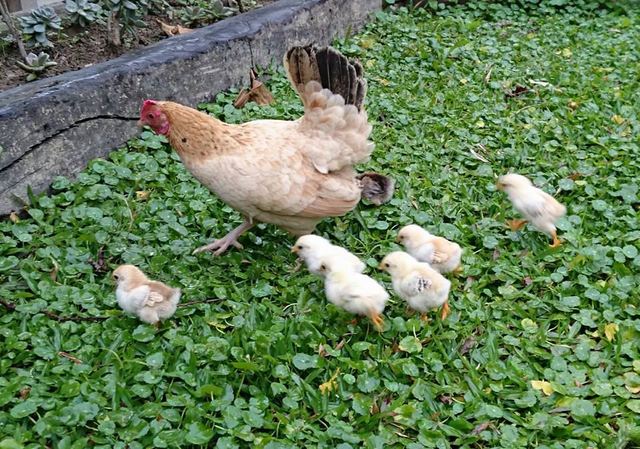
[0, 0, 382, 214]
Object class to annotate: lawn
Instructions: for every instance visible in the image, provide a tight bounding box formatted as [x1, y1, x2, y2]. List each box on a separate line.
[1, 1, 640, 448]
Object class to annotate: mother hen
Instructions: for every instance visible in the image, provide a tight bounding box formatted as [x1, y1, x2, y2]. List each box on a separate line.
[138, 46, 394, 255]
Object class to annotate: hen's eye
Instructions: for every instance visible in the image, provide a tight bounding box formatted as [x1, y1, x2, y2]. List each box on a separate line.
[113, 274, 120, 280]
[399, 236, 404, 240]
[298, 245, 304, 249]
[147, 113, 154, 119]
[320, 264, 326, 270]
[384, 263, 390, 268]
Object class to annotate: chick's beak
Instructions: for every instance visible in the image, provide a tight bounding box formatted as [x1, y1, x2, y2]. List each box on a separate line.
[377, 262, 385, 271]
[290, 247, 298, 254]
[395, 235, 401, 243]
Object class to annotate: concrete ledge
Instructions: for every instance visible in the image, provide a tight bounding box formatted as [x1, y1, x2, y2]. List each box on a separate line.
[0, 0, 382, 215]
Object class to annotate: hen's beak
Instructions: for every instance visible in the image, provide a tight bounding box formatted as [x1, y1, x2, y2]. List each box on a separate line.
[137, 119, 145, 128]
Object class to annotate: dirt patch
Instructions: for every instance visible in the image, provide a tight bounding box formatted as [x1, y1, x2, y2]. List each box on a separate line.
[0, 1, 274, 92]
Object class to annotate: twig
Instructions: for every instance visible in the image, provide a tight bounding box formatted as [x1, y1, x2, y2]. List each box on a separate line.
[0, 0, 28, 61]
[178, 297, 224, 307]
[236, 0, 244, 13]
[58, 351, 83, 364]
[43, 310, 108, 322]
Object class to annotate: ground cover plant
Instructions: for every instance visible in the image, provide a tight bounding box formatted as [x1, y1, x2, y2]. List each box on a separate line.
[1, 1, 640, 447]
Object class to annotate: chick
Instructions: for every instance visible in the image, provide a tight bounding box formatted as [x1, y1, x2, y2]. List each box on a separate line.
[496, 173, 566, 247]
[291, 234, 366, 276]
[317, 254, 389, 331]
[379, 251, 451, 320]
[113, 265, 181, 325]
[396, 224, 463, 274]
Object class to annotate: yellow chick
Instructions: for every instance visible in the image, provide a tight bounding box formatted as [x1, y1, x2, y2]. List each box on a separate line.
[396, 224, 463, 274]
[113, 265, 181, 325]
[317, 254, 389, 331]
[496, 173, 566, 247]
[379, 251, 451, 320]
[291, 234, 366, 276]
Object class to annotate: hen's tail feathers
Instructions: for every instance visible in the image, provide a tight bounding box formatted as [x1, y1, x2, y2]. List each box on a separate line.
[285, 46, 367, 111]
[170, 289, 182, 307]
[357, 173, 395, 206]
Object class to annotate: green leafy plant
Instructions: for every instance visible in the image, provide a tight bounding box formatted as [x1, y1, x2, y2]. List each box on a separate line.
[18, 6, 62, 47]
[65, 0, 102, 27]
[171, 0, 234, 27]
[1, 1, 639, 447]
[103, 0, 149, 46]
[15, 51, 57, 81]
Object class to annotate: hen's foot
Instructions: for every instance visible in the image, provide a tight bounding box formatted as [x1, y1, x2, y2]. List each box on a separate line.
[507, 219, 528, 231]
[440, 301, 450, 320]
[193, 220, 253, 256]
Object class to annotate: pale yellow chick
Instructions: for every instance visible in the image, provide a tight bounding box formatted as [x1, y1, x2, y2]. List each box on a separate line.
[317, 254, 389, 331]
[291, 234, 366, 276]
[379, 251, 451, 320]
[497, 173, 566, 247]
[396, 224, 462, 274]
[113, 265, 181, 325]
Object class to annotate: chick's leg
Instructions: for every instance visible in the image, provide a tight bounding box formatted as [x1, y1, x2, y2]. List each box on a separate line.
[507, 219, 528, 231]
[193, 219, 253, 256]
[369, 311, 384, 332]
[549, 230, 562, 248]
[440, 301, 450, 320]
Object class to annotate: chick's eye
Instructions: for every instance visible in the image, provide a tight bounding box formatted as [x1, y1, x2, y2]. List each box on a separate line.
[399, 236, 404, 239]
[320, 264, 326, 270]
[384, 263, 390, 268]
[113, 275, 119, 280]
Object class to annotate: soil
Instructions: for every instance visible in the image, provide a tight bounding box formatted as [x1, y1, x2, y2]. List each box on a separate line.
[0, 1, 274, 92]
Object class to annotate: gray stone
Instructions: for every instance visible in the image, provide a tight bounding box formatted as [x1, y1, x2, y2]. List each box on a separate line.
[0, 0, 382, 215]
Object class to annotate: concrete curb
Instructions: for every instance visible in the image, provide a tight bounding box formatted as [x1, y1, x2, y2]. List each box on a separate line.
[0, 0, 382, 215]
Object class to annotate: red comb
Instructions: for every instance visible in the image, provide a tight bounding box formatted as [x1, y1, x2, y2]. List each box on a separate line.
[141, 99, 157, 113]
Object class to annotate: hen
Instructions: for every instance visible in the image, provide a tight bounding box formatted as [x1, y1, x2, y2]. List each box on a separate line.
[138, 46, 394, 255]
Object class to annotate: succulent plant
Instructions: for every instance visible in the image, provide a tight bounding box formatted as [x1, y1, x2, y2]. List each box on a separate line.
[65, 0, 102, 27]
[16, 51, 57, 81]
[18, 6, 62, 47]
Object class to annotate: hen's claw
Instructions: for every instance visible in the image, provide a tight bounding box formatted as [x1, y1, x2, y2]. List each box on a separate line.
[192, 219, 253, 256]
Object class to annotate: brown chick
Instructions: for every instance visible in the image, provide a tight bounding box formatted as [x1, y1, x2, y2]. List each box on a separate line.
[138, 46, 394, 256]
[113, 265, 181, 325]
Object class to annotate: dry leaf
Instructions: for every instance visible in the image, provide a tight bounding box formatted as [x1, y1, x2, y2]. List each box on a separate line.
[233, 69, 274, 108]
[136, 190, 150, 201]
[625, 385, 640, 394]
[604, 323, 618, 342]
[531, 380, 554, 396]
[157, 19, 193, 37]
[460, 336, 477, 355]
[9, 212, 19, 223]
[611, 114, 625, 125]
[471, 421, 491, 435]
[568, 100, 579, 111]
[319, 369, 340, 395]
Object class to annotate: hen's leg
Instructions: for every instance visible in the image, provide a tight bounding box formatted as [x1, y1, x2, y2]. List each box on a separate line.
[193, 219, 253, 256]
[369, 311, 384, 332]
[507, 219, 528, 231]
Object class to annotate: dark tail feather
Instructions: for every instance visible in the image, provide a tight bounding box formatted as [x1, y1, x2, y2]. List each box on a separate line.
[357, 173, 395, 206]
[285, 45, 367, 110]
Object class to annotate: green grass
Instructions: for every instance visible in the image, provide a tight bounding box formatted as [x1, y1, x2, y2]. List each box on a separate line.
[2, 2, 640, 448]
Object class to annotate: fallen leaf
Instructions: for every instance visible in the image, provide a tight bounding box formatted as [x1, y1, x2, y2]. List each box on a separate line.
[460, 336, 477, 355]
[89, 247, 108, 274]
[9, 212, 19, 223]
[157, 19, 193, 37]
[505, 84, 530, 99]
[318, 344, 327, 358]
[562, 47, 572, 58]
[19, 387, 31, 399]
[604, 323, 618, 342]
[471, 421, 491, 435]
[568, 100, 579, 110]
[136, 190, 150, 201]
[531, 380, 554, 396]
[438, 395, 453, 404]
[612, 114, 625, 125]
[319, 369, 340, 395]
[234, 69, 274, 108]
[523, 276, 533, 286]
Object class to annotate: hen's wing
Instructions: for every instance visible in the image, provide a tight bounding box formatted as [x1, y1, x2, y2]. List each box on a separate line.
[126, 285, 151, 310]
[515, 188, 565, 221]
[285, 46, 374, 174]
